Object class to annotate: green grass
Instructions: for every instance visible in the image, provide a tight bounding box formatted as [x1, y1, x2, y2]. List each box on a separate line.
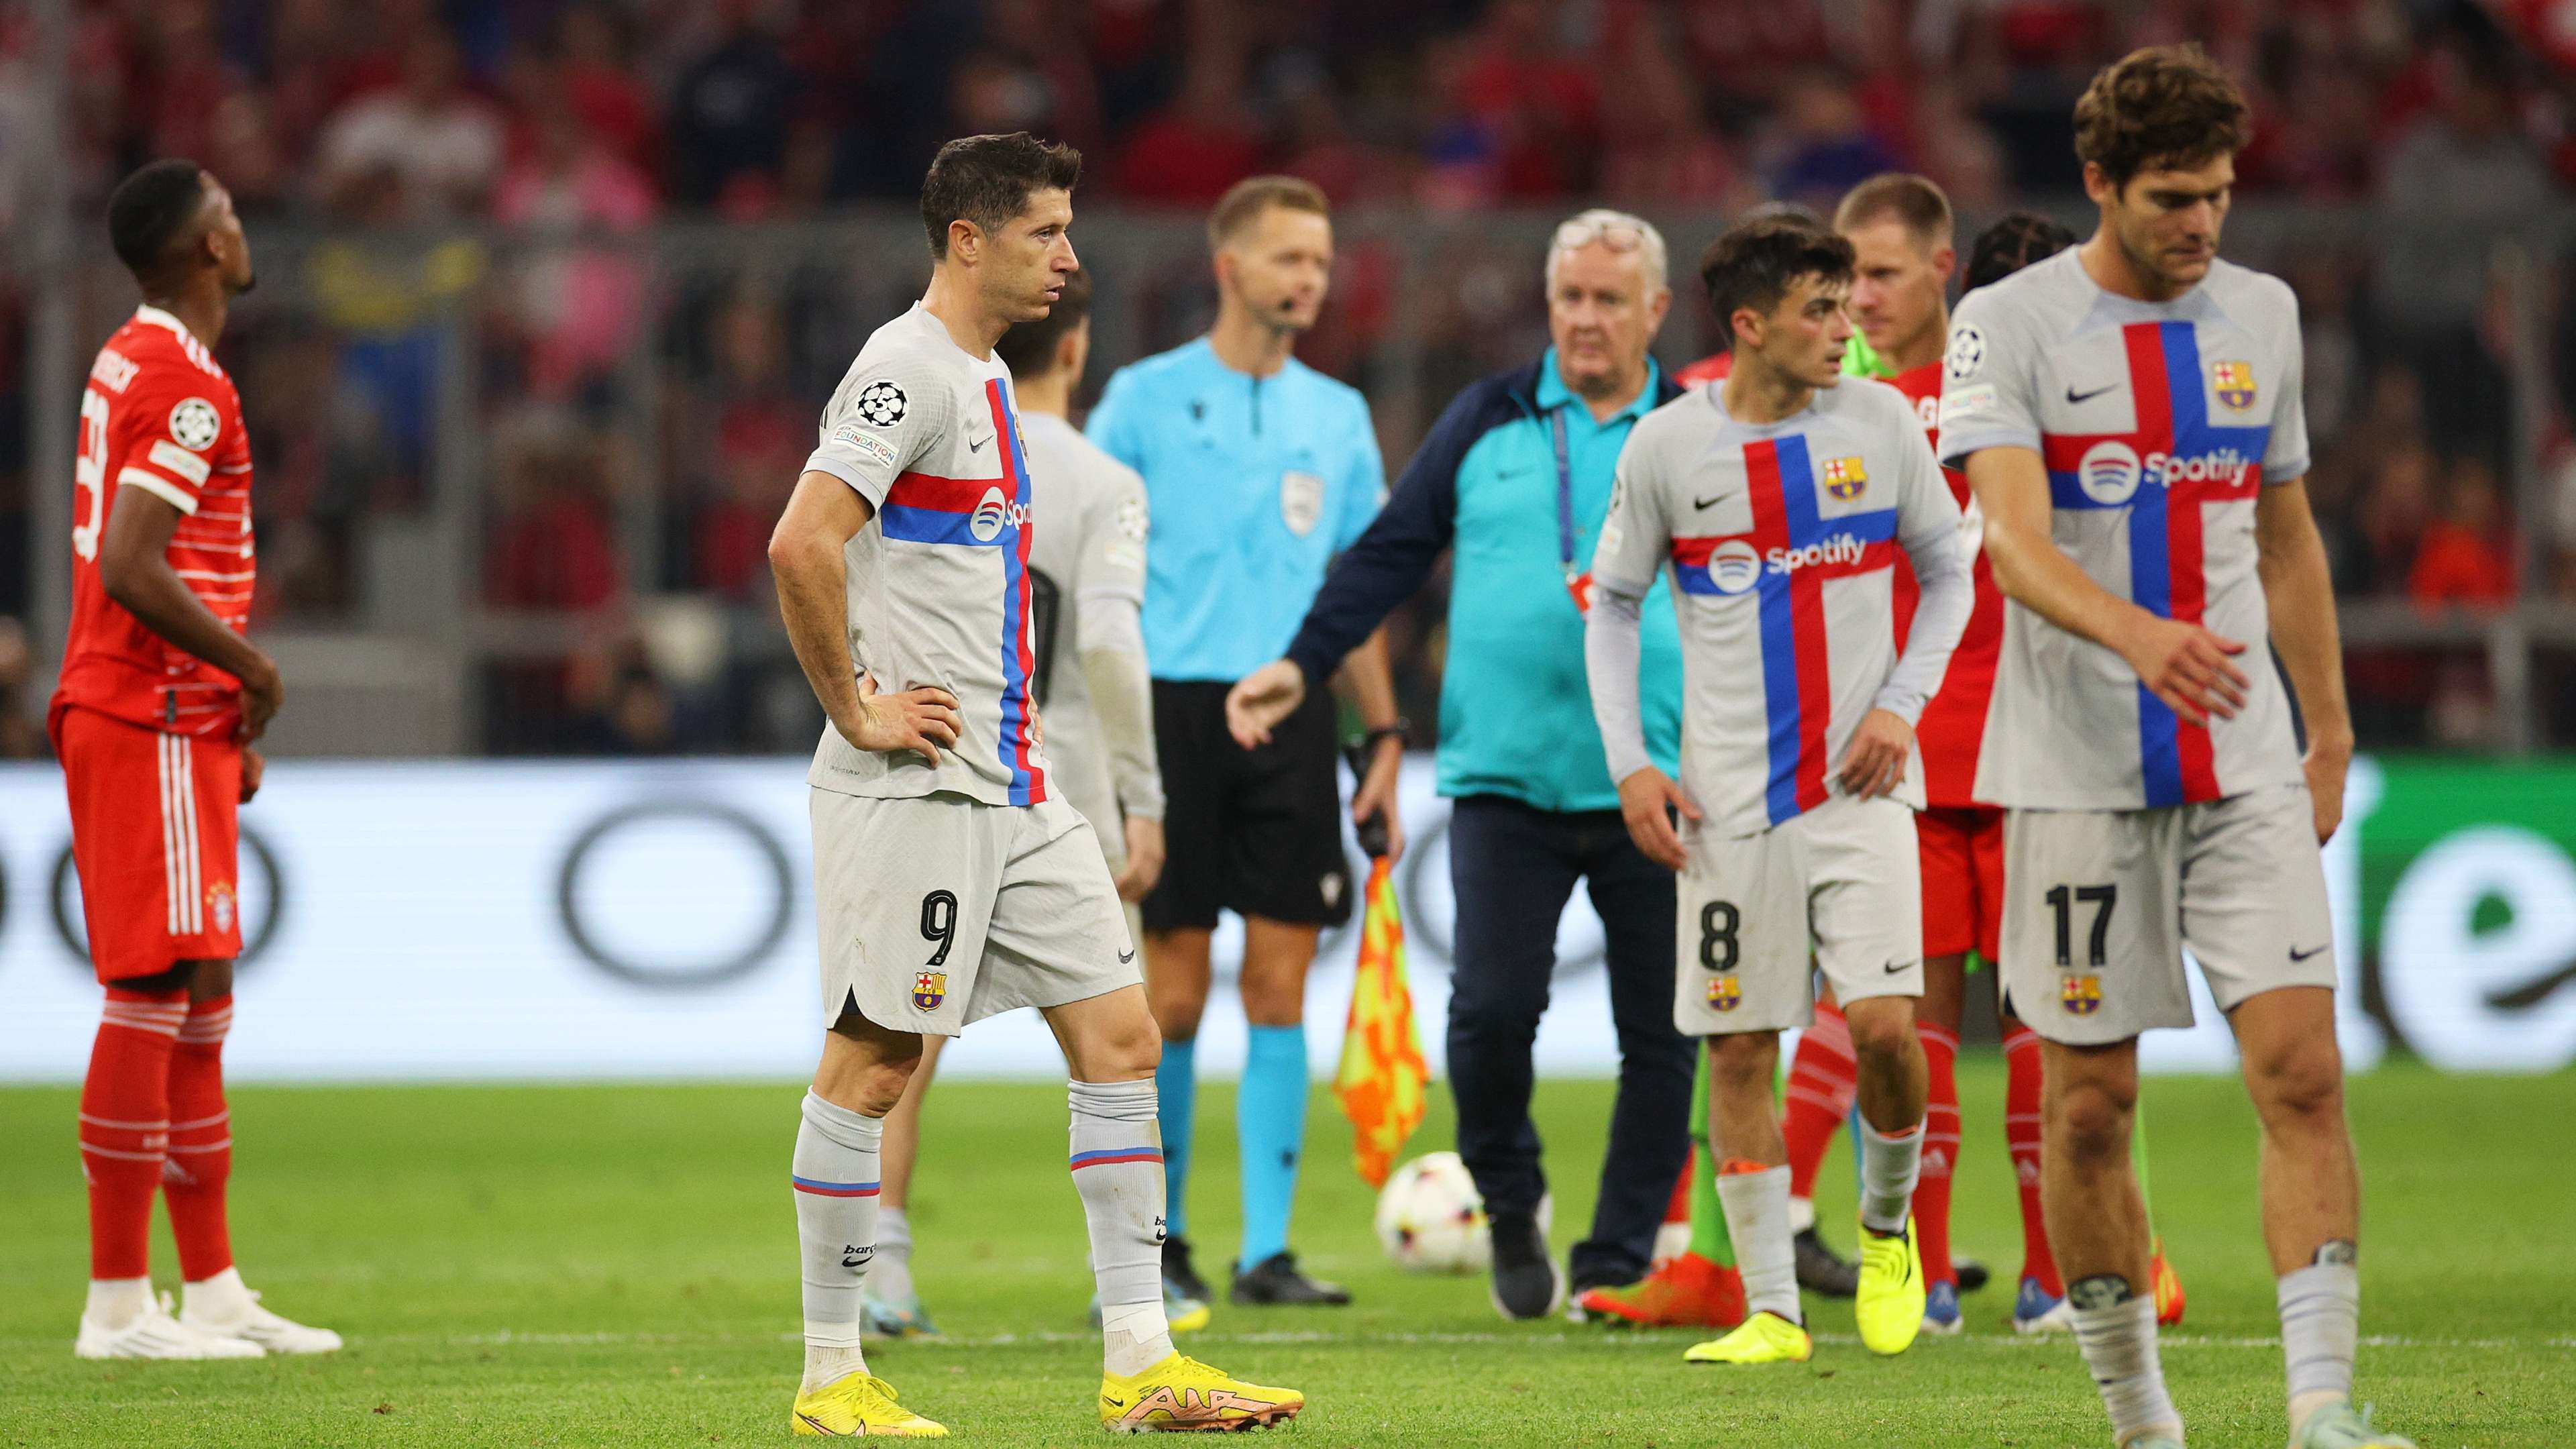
[1, 1061, 2567, 1447]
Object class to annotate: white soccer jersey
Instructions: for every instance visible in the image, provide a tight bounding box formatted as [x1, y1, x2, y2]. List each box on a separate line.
[1593, 377, 1970, 838]
[1939, 250, 2311, 811]
[802, 304, 1049, 808]
[1021, 411, 1151, 833]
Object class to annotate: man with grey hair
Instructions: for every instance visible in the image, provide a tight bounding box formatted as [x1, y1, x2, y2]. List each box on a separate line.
[1226, 209, 1696, 1319]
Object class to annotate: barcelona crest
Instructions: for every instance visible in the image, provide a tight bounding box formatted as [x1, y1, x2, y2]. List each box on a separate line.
[1707, 975, 1742, 1012]
[2212, 360, 2257, 411]
[1821, 455, 1870, 501]
[912, 970, 949, 1012]
[2061, 973, 2102, 1016]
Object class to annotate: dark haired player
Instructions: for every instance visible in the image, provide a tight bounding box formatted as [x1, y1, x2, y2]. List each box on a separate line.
[1586, 215, 1970, 1367]
[1945, 47, 2408, 1449]
[58, 160, 337, 1360]
[765, 132, 1296, 1436]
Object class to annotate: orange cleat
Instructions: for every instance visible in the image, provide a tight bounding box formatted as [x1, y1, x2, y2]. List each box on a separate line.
[1576, 1251, 1747, 1330]
[2151, 1238, 2186, 1327]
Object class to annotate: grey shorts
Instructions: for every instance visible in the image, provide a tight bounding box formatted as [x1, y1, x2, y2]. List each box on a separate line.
[810, 790, 1139, 1036]
[2000, 784, 2336, 1045]
[1673, 792, 1925, 1036]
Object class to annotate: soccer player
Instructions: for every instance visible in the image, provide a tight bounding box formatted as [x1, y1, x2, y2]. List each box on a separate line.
[56, 159, 339, 1361]
[767, 132, 1295, 1435]
[1087, 176, 1400, 1309]
[1586, 215, 1972, 1367]
[858, 267, 1211, 1341]
[1944, 47, 2409, 1449]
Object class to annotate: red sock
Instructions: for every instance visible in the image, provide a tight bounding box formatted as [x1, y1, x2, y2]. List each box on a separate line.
[2002, 1021, 2061, 1296]
[80, 989, 186, 1281]
[1914, 1024, 1960, 1288]
[1782, 1002, 1856, 1202]
[1664, 1145, 1695, 1226]
[165, 994, 235, 1281]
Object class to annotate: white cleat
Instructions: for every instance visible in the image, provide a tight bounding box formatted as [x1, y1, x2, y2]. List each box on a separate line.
[76, 1293, 264, 1360]
[2013, 1299, 2076, 1336]
[182, 1287, 343, 1355]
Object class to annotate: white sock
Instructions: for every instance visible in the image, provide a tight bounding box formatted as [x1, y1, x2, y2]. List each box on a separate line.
[1787, 1196, 1817, 1234]
[1715, 1165, 1800, 1324]
[801, 1320, 868, 1394]
[2279, 1248, 2360, 1434]
[871, 1205, 916, 1305]
[86, 1277, 151, 1331]
[181, 1265, 254, 1322]
[1069, 1079, 1173, 1377]
[1857, 1118, 1924, 1236]
[1102, 1300, 1173, 1378]
[2070, 1283, 2183, 1446]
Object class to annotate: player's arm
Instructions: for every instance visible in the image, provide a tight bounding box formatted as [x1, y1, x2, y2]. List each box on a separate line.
[1843, 424, 1971, 798]
[1968, 445, 2249, 726]
[766, 472, 960, 767]
[1073, 477, 1165, 900]
[97, 485, 282, 738]
[1584, 451, 1697, 869]
[2255, 477, 2353, 842]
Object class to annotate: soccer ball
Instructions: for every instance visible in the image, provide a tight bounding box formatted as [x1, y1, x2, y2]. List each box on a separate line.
[1375, 1152, 1489, 1273]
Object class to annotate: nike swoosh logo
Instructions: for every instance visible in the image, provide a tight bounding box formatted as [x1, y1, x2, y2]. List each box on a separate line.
[1104, 1397, 1127, 1409]
[2065, 384, 2117, 405]
[2289, 944, 2330, 962]
[1120, 949, 1137, 964]
[968, 434, 991, 453]
[1884, 959, 1919, 975]
[1694, 494, 1728, 510]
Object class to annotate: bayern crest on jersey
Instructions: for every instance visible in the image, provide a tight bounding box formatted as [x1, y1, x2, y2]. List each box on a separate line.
[2212, 360, 2257, 412]
[913, 970, 949, 1011]
[2061, 973, 2102, 1016]
[1821, 455, 1869, 500]
[205, 881, 235, 934]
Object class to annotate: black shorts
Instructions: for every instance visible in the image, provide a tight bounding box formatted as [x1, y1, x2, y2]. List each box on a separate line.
[1143, 678, 1353, 932]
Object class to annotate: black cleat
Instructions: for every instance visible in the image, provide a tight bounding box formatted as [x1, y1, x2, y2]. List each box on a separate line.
[1230, 1251, 1351, 1307]
[1486, 1213, 1564, 1320]
[1954, 1256, 1991, 1293]
[1162, 1235, 1212, 1305]
[1793, 1226, 1861, 1298]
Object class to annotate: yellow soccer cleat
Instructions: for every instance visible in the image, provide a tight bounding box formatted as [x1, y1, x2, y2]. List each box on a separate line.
[1681, 1309, 1812, 1364]
[1099, 1351, 1303, 1433]
[791, 1371, 949, 1437]
[1854, 1217, 1927, 1356]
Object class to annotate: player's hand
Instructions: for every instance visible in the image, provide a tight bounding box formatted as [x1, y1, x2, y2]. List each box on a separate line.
[1225, 659, 1305, 748]
[2116, 614, 2249, 726]
[841, 672, 961, 768]
[1114, 815, 1166, 901]
[1617, 766, 1699, 871]
[2302, 729, 2353, 844]
[238, 654, 284, 741]
[239, 746, 265, 805]
[1352, 733, 1406, 864]
[1835, 708, 1914, 799]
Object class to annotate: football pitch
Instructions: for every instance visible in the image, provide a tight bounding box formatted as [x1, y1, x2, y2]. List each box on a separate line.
[1, 1060, 2567, 1448]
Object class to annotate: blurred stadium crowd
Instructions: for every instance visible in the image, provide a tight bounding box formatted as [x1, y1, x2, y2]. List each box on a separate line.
[3, 0, 2575, 757]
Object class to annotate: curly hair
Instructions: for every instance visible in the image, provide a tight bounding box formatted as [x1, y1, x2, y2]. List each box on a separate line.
[1965, 211, 2076, 291]
[2072, 44, 2249, 191]
[1699, 214, 1855, 349]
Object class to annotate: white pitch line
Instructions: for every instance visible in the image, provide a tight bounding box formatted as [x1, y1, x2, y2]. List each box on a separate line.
[327, 1328, 2576, 1353]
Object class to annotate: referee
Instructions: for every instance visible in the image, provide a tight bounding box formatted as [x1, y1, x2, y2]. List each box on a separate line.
[1228, 210, 1694, 1319]
[1087, 175, 1401, 1309]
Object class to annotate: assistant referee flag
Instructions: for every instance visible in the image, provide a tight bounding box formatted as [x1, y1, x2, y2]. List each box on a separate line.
[1337, 856, 1428, 1188]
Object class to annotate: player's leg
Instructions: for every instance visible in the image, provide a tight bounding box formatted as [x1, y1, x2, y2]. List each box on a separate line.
[1911, 952, 1966, 1332]
[1138, 680, 1222, 1303]
[1999, 1005, 2072, 1331]
[1444, 797, 1580, 1319]
[1138, 925, 1211, 1299]
[2043, 1038, 2180, 1446]
[1570, 818, 1696, 1303]
[1680, 1031, 1813, 1364]
[863, 1034, 943, 1338]
[1779, 988, 1860, 1294]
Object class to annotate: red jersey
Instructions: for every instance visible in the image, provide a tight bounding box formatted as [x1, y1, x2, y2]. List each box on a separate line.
[1883, 359, 2000, 808]
[54, 306, 257, 739]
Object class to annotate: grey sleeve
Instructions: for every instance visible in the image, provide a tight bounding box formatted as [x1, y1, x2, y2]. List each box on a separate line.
[1078, 640, 1164, 822]
[1585, 583, 1655, 786]
[2264, 284, 2312, 484]
[1071, 462, 1159, 819]
[1937, 289, 2043, 468]
[1875, 417, 1972, 724]
[803, 356, 951, 508]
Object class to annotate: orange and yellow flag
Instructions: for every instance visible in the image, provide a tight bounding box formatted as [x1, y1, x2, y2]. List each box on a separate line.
[1336, 856, 1429, 1189]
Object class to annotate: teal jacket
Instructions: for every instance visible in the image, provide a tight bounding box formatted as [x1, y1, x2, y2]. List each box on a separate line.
[1285, 351, 1684, 812]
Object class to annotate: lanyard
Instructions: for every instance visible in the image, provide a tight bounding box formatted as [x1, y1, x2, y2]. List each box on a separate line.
[1550, 407, 1577, 585]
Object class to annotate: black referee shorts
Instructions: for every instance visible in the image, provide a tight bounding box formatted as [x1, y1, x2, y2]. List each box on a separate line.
[1142, 678, 1353, 933]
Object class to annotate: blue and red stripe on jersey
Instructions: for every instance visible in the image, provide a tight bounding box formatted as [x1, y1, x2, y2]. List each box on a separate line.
[873, 378, 1048, 806]
[792, 1175, 880, 1197]
[2039, 321, 2271, 810]
[1670, 433, 1897, 827]
[1069, 1146, 1164, 1171]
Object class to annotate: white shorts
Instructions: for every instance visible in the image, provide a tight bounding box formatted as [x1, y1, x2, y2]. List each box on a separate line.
[1999, 784, 2335, 1045]
[1673, 792, 1925, 1036]
[810, 790, 1139, 1036]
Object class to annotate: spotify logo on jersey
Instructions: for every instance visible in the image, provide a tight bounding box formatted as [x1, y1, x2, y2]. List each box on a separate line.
[969, 487, 1029, 543]
[1705, 540, 1762, 595]
[2077, 441, 2143, 504]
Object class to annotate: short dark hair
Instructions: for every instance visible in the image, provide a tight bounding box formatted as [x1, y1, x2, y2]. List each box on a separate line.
[1207, 175, 1330, 252]
[1699, 215, 1855, 350]
[995, 268, 1093, 379]
[919, 132, 1082, 260]
[107, 159, 212, 280]
[1965, 211, 2076, 291]
[1833, 173, 1953, 249]
[2073, 44, 2250, 191]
